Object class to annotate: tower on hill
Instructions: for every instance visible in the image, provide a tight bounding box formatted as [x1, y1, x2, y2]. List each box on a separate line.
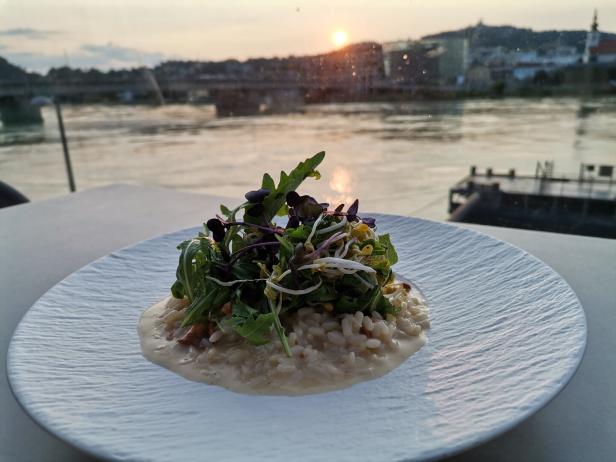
[583, 10, 601, 63]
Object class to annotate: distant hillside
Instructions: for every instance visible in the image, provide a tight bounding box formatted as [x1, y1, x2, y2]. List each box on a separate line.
[0, 57, 29, 82]
[0, 57, 42, 83]
[423, 23, 616, 52]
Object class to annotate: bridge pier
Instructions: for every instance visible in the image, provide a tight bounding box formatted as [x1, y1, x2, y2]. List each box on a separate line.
[261, 88, 304, 114]
[0, 96, 43, 126]
[212, 88, 304, 117]
[212, 89, 261, 117]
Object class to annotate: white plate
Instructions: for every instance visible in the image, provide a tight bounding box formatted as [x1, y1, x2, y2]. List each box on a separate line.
[7, 215, 586, 462]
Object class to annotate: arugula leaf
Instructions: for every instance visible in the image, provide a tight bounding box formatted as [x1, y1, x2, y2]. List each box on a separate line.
[198, 238, 217, 260]
[231, 298, 258, 317]
[276, 203, 290, 217]
[170, 280, 185, 299]
[366, 285, 399, 315]
[269, 297, 291, 356]
[304, 282, 338, 303]
[335, 294, 362, 313]
[274, 234, 294, 262]
[221, 202, 249, 250]
[181, 280, 230, 326]
[258, 151, 325, 223]
[231, 261, 261, 280]
[233, 313, 276, 345]
[367, 286, 384, 311]
[285, 224, 310, 241]
[359, 239, 386, 255]
[180, 239, 198, 300]
[229, 299, 275, 345]
[261, 173, 276, 191]
[220, 204, 232, 217]
[378, 233, 398, 265]
[334, 285, 397, 316]
[377, 294, 399, 315]
[172, 239, 208, 301]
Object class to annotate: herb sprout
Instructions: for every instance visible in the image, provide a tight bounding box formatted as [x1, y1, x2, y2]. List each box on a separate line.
[170, 152, 399, 356]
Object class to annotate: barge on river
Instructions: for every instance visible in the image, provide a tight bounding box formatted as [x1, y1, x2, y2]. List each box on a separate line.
[448, 162, 616, 239]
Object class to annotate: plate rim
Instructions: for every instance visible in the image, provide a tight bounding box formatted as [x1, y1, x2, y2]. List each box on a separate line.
[7, 214, 588, 462]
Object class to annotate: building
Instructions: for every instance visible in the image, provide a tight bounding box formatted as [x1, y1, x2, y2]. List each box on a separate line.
[512, 62, 545, 81]
[593, 41, 616, 63]
[511, 47, 582, 81]
[420, 37, 470, 85]
[465, 64, 492, 89]
[583, 10, 601, 63]
[383, 37, 469, 86]
[382, 40, 440, 85]
[546, 47, 582, 67]
[382, 40, 411, 79]
[299, 42, 385, 91]
[583, 10, 616, 64]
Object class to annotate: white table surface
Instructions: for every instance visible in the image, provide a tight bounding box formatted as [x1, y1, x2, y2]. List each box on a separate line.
[1, 185, 615, 462]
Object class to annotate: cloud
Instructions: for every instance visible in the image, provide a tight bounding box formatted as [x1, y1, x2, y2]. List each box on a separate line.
[79, 43, 168, 66]
[0, 27, 61, 40]
[2, 42, 171, 73]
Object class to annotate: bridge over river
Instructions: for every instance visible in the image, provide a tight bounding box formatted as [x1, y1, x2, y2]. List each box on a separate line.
[0, 77, 445, 124]
[0, 78, 309, 123]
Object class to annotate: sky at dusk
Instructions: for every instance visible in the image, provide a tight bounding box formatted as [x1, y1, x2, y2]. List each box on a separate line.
[1, 0, 615, 72]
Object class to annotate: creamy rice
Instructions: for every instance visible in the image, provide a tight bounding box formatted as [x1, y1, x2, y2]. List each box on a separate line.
[139, 282, 429, 395]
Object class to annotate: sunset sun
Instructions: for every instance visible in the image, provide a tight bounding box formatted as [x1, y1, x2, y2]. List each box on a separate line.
[332, 30, 348, 47]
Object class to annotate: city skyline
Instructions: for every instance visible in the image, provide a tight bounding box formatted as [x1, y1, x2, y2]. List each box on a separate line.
[1, 0, 615, 72]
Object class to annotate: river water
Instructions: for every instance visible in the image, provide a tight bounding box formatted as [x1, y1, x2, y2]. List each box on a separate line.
[1, 97, 614, 219]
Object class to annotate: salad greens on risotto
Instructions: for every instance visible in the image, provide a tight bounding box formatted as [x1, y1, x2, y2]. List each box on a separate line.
[170, 152, 404, 357]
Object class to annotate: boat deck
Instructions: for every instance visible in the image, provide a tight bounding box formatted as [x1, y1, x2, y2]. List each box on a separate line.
[448, 165, 616, 238]
[452, 174, 616, 201]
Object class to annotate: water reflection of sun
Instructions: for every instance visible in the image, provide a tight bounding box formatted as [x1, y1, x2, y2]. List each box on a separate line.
[327, 166, 355, 206]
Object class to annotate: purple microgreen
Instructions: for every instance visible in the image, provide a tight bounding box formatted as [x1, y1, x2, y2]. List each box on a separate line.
[335, 203, 345, 213]
[245, 188, 271, 204]
[286, 215, 300, 229]
[229, 241, 281, 265]
[215, 214, 229, 226]
[347, 199, 359, 220]
[206, 218, 226, 242]
[286, 191, 301, 207]
[288, 259, 301, 288]
[361, 217, 376, 228]
[294, 195, 325, 222]
[224, 221, 283, 234]
[324, 210, 345, 217]
[246, 203, 265, 217]
[206, 218, 224, 231]
[289, 242, 309, 267]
